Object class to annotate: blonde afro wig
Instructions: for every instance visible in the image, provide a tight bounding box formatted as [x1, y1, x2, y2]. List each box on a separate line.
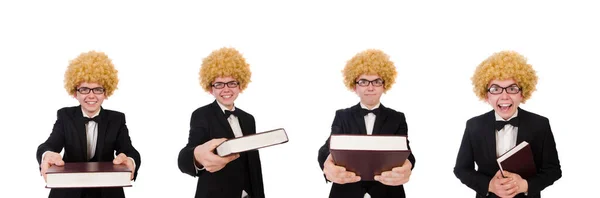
[343, 49, 397, 92]
[472, 51, 538, 103]
[199, 47, 251, 92]
[64, 51, 119, 97]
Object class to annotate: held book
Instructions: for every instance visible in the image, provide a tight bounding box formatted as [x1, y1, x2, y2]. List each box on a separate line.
[329, 134, 411, 181]
[496, 141, 536, 179]
[45, 162, 132, 188]
[216, 128, 289, 157]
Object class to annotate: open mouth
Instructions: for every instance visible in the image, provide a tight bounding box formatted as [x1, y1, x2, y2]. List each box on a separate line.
[85, 101, 97, 105]
[498, 103, 512, 112]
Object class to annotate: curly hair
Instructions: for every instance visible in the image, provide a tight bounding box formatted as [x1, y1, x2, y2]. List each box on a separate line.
[64, 51, 119, 97]
[199, 47, 251, 92]
[342, 49, 397, 92]
[471, 51, 538, 103]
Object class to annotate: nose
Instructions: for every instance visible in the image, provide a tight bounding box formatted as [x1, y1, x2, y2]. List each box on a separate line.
[221, 86, 232, 93]
[499, 89, 510, 99]
[367, 84, 375, 91]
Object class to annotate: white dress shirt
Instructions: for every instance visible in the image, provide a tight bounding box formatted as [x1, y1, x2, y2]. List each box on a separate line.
[495, 110, 519, 157]
[359, 102, 380, 198]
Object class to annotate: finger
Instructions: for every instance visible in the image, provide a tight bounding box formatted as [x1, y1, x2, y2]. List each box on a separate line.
[340, 176, 360, 183]
[403, 159, 412, 168]
[377, 175, 403, 186]
[325, 163, 346, 173]
[341, 171, 357, 178]
[208, 138, 228, 149]
[54, 160, 65, 166]
[499, 177, 513, 185]
[494, 170, 503, 178]
[392, 166, 407, 173]
[384, 171, 403, 178]
[117, 153, 128, 159]
[113, 156, 124, 164]
[224, 153, 240, 162]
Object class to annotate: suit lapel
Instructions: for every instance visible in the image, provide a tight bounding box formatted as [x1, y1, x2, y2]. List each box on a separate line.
[483, 110, 498, 158]
[516, 108, 528, 144]
[351, 104, 367, 135]
[95, 108, 108, 160]
[237, 111, 252, 136]
[73, 107, 88, 160]
[211, 101, 235, 139]
[372, 104, 387, 135]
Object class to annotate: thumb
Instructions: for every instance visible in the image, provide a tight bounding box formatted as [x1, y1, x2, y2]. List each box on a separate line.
[113, 157, 123, 164]
[208, 138, 228, 150]
[55, 160, 65, 166]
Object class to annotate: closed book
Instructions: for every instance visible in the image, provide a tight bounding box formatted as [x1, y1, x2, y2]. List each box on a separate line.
[46, 162, 132, 188]
[496, 141, 536, 178]
[216, 128, 289, 157]
[329, 134, 411, 181]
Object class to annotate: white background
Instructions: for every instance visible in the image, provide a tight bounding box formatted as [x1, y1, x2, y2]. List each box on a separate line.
[0, 0, 598, 197]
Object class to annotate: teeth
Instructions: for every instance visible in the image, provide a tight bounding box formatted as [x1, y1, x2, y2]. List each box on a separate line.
[223, 95, 231, 99]
[86, 101, 96, 104]
[499, 104, 511, 107]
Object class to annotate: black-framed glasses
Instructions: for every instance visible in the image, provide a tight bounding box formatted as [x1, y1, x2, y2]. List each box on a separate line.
[356, 78, 384, 87]
[212, 81, 240, 89]
[487, 85, 521, 95]
[76, 87, 105, 94]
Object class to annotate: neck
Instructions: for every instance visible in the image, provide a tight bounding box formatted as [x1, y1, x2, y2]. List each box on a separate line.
[361, 101, 380, 110]
[216, 100, 235, 111]
[83, 109, 100, 118]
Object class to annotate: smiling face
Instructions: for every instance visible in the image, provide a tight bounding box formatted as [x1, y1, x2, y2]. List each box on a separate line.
[486, 79, 523, 120]
[74, 82, 106, 117]
[354, 74, 384, 109]
[211, 76, 240, 110]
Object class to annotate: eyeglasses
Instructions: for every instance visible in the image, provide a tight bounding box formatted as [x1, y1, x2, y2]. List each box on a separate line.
[212, 81, 240, 89]
[76, 87, 105, 94]
[356, 79, 384, 87]
[487, 85, 521, 95]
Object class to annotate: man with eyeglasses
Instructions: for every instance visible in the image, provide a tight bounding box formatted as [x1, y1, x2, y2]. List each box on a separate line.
[318, 49, 416, 198]
[454, 51, 561, 198]
[36, 51, 141, 198]
[178, 47, 265, 198]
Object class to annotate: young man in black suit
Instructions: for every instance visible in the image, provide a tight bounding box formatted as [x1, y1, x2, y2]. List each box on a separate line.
[178, 47, 265, 198]
[454, 51, 562, 198]
[318, 49, 416, 198]
[37, 51, 141, 198]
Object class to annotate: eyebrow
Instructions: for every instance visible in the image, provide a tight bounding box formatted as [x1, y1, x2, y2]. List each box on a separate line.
[489, 84, 518, 87]
[358, 78, 383, 81]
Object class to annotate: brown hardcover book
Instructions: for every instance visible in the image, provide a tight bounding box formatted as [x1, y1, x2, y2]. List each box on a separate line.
[329, 134, 411, 181]
[46, 162, 132, 188]
[216, 128, 289, 157]
[496, 141, 536, 179]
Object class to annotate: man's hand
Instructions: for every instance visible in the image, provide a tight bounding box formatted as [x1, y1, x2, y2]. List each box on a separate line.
[113, 153, 135, 180]
[323, 154, 361, 184]
[489, 170, 519, 198]
[375, 159, 412, 186]
[40, 151, 64, 182]
[194, 138, 240, 173]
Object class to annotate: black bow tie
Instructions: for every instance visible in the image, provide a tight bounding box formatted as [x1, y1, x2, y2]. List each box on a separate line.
[83, 116, 100, 124]
[359, 108, 380, 116]
[495, 117, 519, 131]
[224, 109, 238, 118]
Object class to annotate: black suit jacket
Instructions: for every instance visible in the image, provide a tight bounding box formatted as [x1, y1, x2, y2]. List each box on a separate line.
[318, 103, 416, 198]
[36, 106, 141, 198]
[178, 100, 265, 198]
[454, 108, 561, 198]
